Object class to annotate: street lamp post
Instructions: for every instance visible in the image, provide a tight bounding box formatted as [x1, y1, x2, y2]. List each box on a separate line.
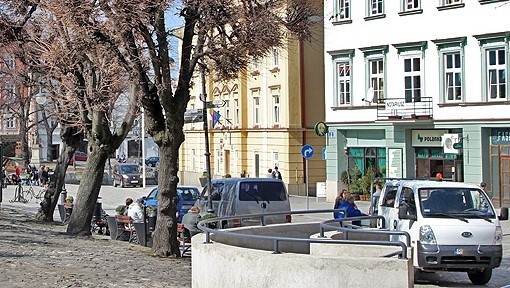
[200, 64, 214, 213]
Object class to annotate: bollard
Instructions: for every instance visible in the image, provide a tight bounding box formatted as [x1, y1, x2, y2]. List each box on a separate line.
[60, 188, 67, 204]
[94, 196, 102, 221]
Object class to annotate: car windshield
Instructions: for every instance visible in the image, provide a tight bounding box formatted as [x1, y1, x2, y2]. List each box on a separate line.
[120, 165, 139, 174]
[419, 187, 495, 218]
[178, 188, 199, 200]
[238, 182, 287, 202]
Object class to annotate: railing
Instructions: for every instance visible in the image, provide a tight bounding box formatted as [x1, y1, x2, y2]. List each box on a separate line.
[197, 209, 410, 259]
[376, 97, 433, 121]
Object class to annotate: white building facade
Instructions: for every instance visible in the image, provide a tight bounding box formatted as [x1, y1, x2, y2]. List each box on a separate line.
[324, 0, 510, 207]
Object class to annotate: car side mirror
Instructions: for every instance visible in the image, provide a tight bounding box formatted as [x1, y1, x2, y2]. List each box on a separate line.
[499, 207, 509, 221]
[398, 205, 417, 221]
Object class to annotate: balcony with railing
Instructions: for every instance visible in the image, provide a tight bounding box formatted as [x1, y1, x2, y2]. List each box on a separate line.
[376, 97, 433, 121]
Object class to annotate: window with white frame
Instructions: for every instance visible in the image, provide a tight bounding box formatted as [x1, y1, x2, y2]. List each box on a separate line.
[224, 99, 230, 125]
[336, 0, 350, 20]
[369, 59, 384, 101]
[368, 0, 384, 16]
[6, 116, 15, 129]
[434, 38, 466, 103]
[403, 56, 423, 102]
[272, 48, 279, 67]
[444, 52, 463, 101]
[442, 0, 462, 5]
[234, 98, 239, 126]
[402, 0, 420, 11]
[475, 33, 509, 101]
[273, 151, 279, 168]
[273, 94, 280, 124]
[5, 55, 14, 70]
[253, 96, 260, 125]
[336, 62, 351, 105]
[252, 57, 261, 71]
[6, 82, 14, 98]
[487, 48, 507, 100]
[191, 148, 197, 172]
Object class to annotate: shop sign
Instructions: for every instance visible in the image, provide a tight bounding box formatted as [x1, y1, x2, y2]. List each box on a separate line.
[387, 148, 403, 178]
[491, 128, 510, 145]
[412, 130, 448, 147]
[385, 99, 405, 111]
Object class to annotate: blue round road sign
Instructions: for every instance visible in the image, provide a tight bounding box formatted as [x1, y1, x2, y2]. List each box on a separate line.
[301, 144, 314, 160]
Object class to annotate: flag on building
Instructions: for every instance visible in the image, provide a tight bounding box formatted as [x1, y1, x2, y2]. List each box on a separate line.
[212, 110, 221, 128]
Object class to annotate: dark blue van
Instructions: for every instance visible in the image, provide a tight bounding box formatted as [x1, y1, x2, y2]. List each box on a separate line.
[144, 186, 200, 222]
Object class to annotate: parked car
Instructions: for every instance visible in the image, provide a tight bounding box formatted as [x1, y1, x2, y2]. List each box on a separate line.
[145, 156, 160, 167]
[377, 180, 508, 285]
[143, 186, 200, 222]
[112, 163, 142, 188]
[195, 177, 292, 228]
[68, 151, 88, 164]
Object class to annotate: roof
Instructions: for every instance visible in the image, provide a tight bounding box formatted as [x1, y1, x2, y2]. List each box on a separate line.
[402, 180, 480, 190]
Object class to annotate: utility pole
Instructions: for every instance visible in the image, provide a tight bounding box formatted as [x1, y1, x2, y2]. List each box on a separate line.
[200, 63, 214, 213]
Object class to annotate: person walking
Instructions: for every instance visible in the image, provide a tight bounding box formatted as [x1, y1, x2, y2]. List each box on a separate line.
[266, 168, 273, 178]
[272, 166, 282, 180]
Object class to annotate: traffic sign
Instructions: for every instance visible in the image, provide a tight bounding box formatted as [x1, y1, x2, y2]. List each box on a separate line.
[301, 144, 314, 160]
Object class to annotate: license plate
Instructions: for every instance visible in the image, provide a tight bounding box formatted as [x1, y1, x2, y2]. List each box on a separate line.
[130, 180, 139, 183]
[454, 248, 463, 255]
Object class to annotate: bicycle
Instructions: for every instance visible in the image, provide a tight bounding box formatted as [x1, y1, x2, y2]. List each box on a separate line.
[9, 182, 29, 203]
[22, 185, 46, 203]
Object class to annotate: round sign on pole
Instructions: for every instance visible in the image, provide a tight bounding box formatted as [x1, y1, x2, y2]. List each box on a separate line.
[314, 122, 328, 137]
[301, 144, 314, 160]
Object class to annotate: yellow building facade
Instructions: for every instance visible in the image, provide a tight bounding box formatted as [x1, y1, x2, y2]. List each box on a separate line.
[179, 23, 325, 196]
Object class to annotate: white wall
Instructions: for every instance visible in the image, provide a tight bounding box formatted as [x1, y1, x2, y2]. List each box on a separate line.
[324, 0, 510, 123]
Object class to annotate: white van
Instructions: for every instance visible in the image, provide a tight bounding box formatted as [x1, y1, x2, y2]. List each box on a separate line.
[195, 177, 292, 228]
[377, 180, 508, 285]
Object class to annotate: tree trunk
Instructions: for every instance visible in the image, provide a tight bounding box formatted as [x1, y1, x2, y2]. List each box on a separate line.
[35, 126, 82, 222]
[34, 144, 75, 222]
[151, 135, 183, 257]
[66, 142, 108, 236]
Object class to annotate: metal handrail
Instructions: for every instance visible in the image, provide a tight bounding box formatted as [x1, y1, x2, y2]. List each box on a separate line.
[321, 216, 411, 247]
[197, 209, 410, 259]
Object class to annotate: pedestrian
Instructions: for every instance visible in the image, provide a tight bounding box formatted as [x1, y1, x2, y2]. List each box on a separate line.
[266, 168, 273, 178]
[335, 195, 367, 226]
[333, 189, 348, 219]
[41, 166, 50, 187]
[181, 206, 202, 238]
[272, 166, 282, 180]
[14, 164, 21, 184]
[370, 183, 382, 215]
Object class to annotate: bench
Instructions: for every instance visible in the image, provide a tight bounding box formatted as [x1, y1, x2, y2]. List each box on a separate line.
[114, 215, 138, 243]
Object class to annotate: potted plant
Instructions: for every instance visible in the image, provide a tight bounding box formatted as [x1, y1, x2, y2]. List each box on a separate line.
[200, 212, 218, 229]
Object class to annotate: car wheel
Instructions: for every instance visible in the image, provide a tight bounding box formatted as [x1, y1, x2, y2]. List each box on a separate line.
[467, 269, 492, 285]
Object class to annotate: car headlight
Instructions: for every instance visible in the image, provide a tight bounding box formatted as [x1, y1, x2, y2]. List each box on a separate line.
[420, 225, 437, 245]
[494, 226, 503, 245]
[122, 174, 128, 179]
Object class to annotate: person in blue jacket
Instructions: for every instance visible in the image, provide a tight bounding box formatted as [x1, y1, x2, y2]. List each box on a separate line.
[333, 189, 348, 219]
[336, 195, 367, 226]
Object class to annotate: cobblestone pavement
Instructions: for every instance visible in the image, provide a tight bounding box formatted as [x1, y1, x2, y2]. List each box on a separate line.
[0, 207, 191, 288]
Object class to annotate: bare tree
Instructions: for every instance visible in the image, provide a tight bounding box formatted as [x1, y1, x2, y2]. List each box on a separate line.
[0, 2, 141, 227]
[46, 0, 317, 256]
[2, 0, 317, 256]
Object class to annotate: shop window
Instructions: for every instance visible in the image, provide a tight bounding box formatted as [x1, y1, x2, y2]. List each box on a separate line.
[347, 147, 386, 176]
[415, 147, 462, 181]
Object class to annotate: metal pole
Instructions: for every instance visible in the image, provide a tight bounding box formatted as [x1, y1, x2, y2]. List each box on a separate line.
[141, 108, 146, 188]
[0, 144, 3, 204]
[201, 64, 214, 213]
[306, 159, 309, 210]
